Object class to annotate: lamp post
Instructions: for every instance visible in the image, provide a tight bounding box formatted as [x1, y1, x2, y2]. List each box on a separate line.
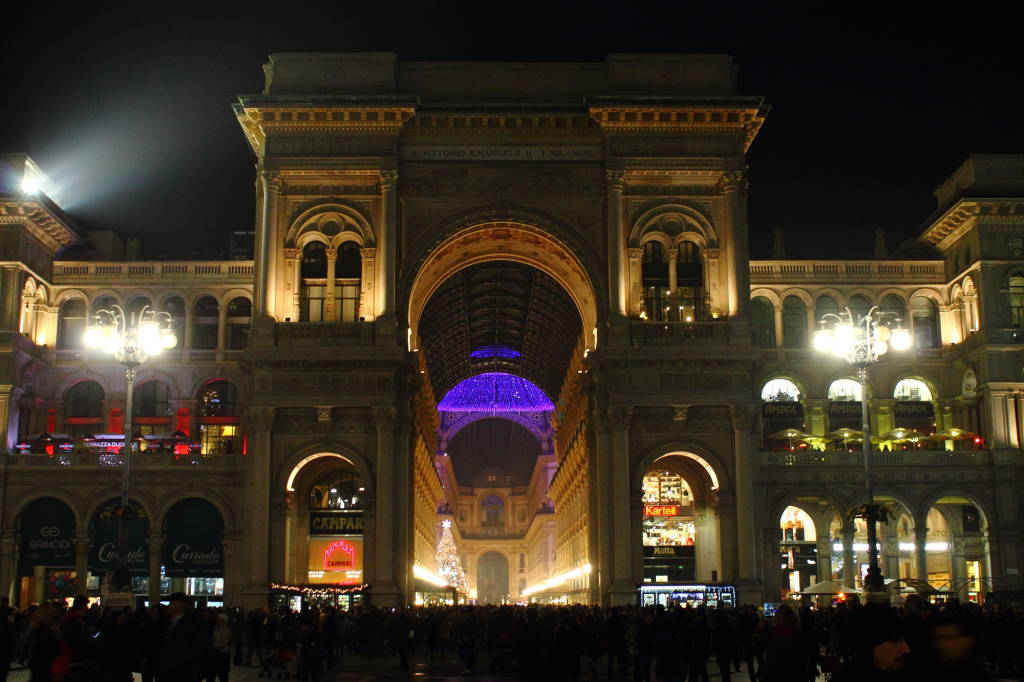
[84, 305, 177, 589]
[813, 307, 912, 594]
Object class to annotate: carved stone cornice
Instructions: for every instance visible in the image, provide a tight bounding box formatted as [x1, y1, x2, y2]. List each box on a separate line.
[921, 200, 1024, 249]
[282, 248, 299, 259]
[234, 106, 415, 153]
[626, 248, 644, 259]
[589, 105, 766, 151]
[0, 200, 80, 252]
[702, 248, 720, 261]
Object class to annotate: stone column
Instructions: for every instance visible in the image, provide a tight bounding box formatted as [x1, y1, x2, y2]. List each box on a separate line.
[731, 405, 761, 603]
[608, 406, 635, 604]
[716, 492, 738, 584]
[702, 248, 722, 318]
[216, 303, 227, 353]
[882, 523, 900, 583]
[841, 526, 856, 588]
[324, 251, 337, 321]
[256, 171, 281, 320]
[74, 533, 90, 596]
[0, 531, 15, 603]
[762, 527, 783, 600]
[372, 407, 399, 604]
[720, 171, 749, 317]
[815, 536, 833, 584]
[377, 170, 398, 323]
[240, 406, 274, 609]
[282, 249, 299, 322]
[268, 494, 289, 583]
[667, 247, 678, 305]
[148, 530, 162, 605]
[605, 170, 627, 320]
[0, 266, 21, 331]
[222, 533, 239, 607]
[626, 248, 643, 316]
[591, 411, 614, 603]
[951, 538, 968, 601]
[914, 527, 929, 583]
[805, 398, 828, 437]
[359, 248, 377, 321]
[694, 503, 717, 581]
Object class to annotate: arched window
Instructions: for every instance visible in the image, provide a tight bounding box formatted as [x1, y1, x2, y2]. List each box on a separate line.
[126, 296, 152, 321]
[641, 241, 669, 321]
[192, 296, 219, 349]
[91, 295, 118, 315]
[751, 297, 776, 349]
[335, 241, 361, 322]
[911, 297, 940, 349]
[848, 294, 871, 322]
[815, 294, 839, 324]
[162, 296, 186, 348]
[57, 299, 87, 349]
[198, 380, 240, 454]
[894, 378, 932, 402]
[782, 296, 807, 349]
[64, 380, 105, 441]
[335, 241, 361, 279]
[762, 378, 801, 402]
[226, 297, 252, 350]
[132, 380, 171, 436]
[827, 379, 862, 402]
[300, 242, 328, 322]
[1009, 274, 1024, 329]
[481, 495, 505, 527]
[675, 242, 704, 321]
[962, 277, 979, 332]
[879, 294, 907, 325]
[308, 469, 364, 510]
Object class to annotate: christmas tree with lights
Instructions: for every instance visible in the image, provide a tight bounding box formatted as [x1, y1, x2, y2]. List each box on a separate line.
[436, 519, 467, 594]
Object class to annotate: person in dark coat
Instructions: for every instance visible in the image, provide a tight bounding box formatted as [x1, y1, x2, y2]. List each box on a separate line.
[156, 593, 204, 682]
[834, 603, 912, 682]
[139, 606, 166, 682]
[27, 605, 60, 682]
[712, 609, 735, 682]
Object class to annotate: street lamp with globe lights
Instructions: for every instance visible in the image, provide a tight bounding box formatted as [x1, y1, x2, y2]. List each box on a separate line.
[813, 306, 912, 595]
[83, 305, 177, 589]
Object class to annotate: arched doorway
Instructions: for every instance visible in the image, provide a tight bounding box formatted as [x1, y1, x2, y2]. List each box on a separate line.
[163, 498, 225, 605]
[88, 498, 150, 593]
[17, 497, 77, 606]
[639, 454, 724, 606]
[922, 496, 990, 602]
[281, 455, 368, 611]
[477, 551, 510, 604]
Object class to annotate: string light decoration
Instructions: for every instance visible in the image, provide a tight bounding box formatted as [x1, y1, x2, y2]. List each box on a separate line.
[268, 582, 367, 598]
[436, 372, 554, 412]
[469, 344, 522, 360]
[435, 519, 467, 594]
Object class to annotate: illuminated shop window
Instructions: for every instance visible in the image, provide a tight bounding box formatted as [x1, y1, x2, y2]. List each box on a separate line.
[308, 470, 365, 510]
[761, 378, 801, 402]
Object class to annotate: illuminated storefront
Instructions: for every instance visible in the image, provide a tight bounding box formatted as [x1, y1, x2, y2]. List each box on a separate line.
[642, 471, 696, 582]
[640, 584, 737, 608]
[779, 506, 817, 596]
[302, 469, 366, 609]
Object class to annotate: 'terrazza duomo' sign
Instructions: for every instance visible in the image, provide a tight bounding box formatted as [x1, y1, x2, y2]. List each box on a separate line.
[400, 145, 602, 162]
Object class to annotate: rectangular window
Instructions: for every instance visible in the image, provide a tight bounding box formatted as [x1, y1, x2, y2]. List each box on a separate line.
[199, 424, 238, 455]
[301, 285, 325, 322]
[334, 281, 359, 322]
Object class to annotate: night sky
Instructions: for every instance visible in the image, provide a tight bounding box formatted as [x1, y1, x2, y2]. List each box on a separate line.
[3, 4, 1021, 260]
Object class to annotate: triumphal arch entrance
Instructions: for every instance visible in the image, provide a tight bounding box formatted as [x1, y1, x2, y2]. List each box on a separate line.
[234, 52, 765, 607]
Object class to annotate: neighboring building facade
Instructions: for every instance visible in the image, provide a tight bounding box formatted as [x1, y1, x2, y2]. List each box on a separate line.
[1, 54, 1023, 608]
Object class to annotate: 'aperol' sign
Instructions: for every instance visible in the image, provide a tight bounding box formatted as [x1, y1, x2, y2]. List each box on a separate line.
[644, 505, 680, 517]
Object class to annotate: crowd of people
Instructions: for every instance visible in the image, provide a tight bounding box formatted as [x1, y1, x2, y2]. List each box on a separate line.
[0, 592, 1020, 681]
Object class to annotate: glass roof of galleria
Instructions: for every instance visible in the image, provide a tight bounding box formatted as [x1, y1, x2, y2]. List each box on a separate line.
[436, 372, 554, 412]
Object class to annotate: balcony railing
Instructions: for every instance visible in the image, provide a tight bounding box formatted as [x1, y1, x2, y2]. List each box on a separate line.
[2, 452, 241, 467]
[52, 261, 254, 283]
[761, 449, 991, 467]
[51, 349, 244, 365]
[760, 347, 946, 363]
[749, 260, 945, 283]
[629, 320, 732, 347]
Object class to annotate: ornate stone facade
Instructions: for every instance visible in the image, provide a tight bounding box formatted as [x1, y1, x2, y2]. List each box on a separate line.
[0, 57, 1022, 607]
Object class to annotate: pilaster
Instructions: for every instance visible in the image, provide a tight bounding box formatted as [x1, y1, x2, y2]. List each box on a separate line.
[240, 406, 274, 609]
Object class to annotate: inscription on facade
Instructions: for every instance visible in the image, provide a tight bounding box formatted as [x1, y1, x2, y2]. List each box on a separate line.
[400, 145, 602, 161]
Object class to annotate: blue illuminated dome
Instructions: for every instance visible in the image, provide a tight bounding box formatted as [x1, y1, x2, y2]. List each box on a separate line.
[437, 372, 554, 412]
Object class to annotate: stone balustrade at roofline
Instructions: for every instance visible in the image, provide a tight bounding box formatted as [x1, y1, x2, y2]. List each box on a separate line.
[749, 260, 945, 283]
[52, 260, 255, 284]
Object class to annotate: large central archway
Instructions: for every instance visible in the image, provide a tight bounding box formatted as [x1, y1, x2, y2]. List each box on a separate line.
[407, 220, 600, 352]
